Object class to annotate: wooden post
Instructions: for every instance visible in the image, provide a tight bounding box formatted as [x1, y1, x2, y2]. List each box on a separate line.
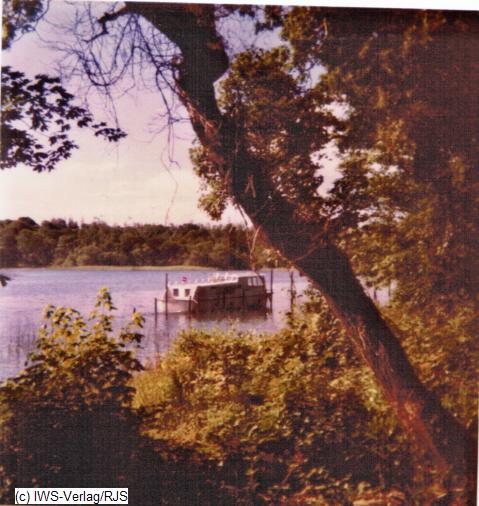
[290, 269, 296, 312]
[165, 272, 169, 317]
[188, 296, 192, 316]
[270, 268, 274, 310]
[154, 297, 158, 319]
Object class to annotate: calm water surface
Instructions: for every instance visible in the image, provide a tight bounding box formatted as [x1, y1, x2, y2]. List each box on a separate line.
[0, 269, 309, 380]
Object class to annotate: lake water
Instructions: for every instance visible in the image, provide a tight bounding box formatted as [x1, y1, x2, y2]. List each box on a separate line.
[0, 269, 310, 380]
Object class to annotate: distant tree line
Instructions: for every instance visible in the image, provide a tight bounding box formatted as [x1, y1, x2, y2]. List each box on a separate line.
[0, 217, 277, 269]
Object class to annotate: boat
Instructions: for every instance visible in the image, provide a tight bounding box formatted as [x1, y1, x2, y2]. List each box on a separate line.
[158, 272, 269, 314]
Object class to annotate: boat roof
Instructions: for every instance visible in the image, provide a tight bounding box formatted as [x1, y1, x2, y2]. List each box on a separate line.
[168, 272, 262, 289]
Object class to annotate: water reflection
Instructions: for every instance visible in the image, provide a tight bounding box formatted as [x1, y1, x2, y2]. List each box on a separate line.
[0, 321, 37, 378]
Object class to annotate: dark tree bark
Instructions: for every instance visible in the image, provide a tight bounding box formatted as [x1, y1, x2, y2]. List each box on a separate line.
[123, 2, 475, 487]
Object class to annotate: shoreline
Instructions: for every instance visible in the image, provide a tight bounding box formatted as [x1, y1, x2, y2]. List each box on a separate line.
[2, 265, 214, 271]
[2, 265, 289, 272]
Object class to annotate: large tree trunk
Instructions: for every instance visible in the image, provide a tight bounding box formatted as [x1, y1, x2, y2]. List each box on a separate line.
[126, 1, 475, 486]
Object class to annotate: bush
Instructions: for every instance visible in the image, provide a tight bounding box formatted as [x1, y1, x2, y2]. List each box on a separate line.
[134, 300, 415, 504]
[0, 289, 145, 499]
[0, 290, 245, 505]
[3, 287, 472, 504]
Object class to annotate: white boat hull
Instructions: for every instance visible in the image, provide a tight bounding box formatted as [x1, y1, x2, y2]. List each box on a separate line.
[157, 273, 269, 314]
[158, 298, 196, 314]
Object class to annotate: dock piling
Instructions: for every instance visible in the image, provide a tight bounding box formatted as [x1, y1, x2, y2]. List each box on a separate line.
[270, 269, 274, 310]
[165, 272, 169, 317]
[289, 270, 296, 311]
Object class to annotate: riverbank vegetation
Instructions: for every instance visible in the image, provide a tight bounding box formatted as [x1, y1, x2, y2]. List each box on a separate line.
[0, 218, 278, 270]
[1, 288, 477, 504]
[0, 290, 232, 505]
[1, 3, 477, 503]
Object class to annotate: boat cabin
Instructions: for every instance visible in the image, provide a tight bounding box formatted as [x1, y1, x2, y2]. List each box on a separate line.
[159, 273, 268, 314]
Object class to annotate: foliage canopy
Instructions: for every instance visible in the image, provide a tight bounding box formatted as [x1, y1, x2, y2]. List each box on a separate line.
[0, 218, 278, 269]
[1, 66, 126, 172]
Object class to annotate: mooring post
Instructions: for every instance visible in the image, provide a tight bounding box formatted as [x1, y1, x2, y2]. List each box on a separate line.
[154, 297, 158, 319]
[290, 269, 296, 312]
[270, 268, 274, 310]
[165, 272, 169, 317]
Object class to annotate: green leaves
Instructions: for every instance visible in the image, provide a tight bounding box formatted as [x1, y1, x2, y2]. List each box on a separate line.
[0, 217, 280, 269]
[3, 289, 144, 408]
[191, 44, 338, 223]
[1, 66, 126, 172]
[0, 290, 146, 495]
[133, 304, 412, 504]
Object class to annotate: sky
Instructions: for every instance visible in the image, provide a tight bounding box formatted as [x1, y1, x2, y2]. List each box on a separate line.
[0, 1, 250, 226]
[1, 0, 474, 227]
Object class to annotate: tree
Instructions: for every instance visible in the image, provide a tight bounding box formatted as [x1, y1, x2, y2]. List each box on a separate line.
[1, 0, 126, 173]
[16, 227, 54, 266]
[281, 5, 479, 437]
[280, 7, 478, 308]
[2, 0, 45, 50]
[0, 290, 152, 500]
[10, 2, 477, 494]
[1, 66, 126, 172]
[76, 3, 474, 486]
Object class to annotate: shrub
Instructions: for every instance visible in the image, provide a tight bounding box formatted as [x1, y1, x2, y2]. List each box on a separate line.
[0, 289, 144, 499]
[0, 290, 242, 505]
[134, 301, 415, 504]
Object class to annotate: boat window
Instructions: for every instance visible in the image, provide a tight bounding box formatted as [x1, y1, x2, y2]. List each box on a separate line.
[173, 288, 179, 296]
[185, 289, 190, 296]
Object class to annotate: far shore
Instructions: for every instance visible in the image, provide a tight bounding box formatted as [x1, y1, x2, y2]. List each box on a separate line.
[3, 265, 289, 272]
[26, 265, 214, 271]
